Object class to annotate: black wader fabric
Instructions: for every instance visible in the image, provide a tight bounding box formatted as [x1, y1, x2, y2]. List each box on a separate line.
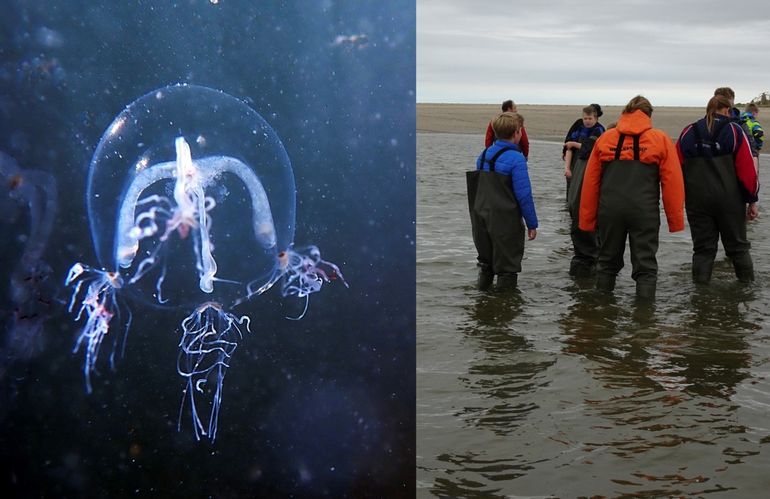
[467, 148, 525, 275]
[682, 124, 753, 282]
[596, 134, 660, 286]
[567, 155, 599, 271]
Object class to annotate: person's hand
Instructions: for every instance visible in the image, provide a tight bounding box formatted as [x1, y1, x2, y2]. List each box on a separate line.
[747, 202, 759, 220]
[564, 168, 572, 179]
[527, 228, 537, 240]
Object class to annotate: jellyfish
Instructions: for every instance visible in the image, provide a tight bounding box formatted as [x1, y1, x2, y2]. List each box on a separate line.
[0, 152, 57, 372]
[66, 84, 347, 441]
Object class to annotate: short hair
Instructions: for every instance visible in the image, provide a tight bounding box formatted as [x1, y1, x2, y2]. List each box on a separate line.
[582, 104, 602, 117]
[492, 112, 523, 140]
[501, 99, 515, 112]
[745, 102, 759, 114]
[714, 87, 735, 100]
[623, 95, 653, 117]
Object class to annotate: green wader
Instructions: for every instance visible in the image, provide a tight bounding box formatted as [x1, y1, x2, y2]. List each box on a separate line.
[596, 133, 660, 298]
[567, 154, 599, 275]
[467, 147, 525, 286]
[682, 124, 753, 283]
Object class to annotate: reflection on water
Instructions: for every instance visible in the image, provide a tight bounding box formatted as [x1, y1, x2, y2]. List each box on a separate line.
[458, 292, 555, 436]
[417, 134, 770, 497]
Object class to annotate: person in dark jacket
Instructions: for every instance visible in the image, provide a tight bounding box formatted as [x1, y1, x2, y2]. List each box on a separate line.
[676, 94, 759, 283]
[563, 103, 605, 190]
[485, 100, 529, 158]
[468, 112, 538, 290]
[714, 87, 758, 166]
[563, 104, 605, 276]
[741, 102, 764, 154]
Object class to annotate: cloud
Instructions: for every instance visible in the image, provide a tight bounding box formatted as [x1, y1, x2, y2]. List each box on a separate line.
[418, 0, 770, 105]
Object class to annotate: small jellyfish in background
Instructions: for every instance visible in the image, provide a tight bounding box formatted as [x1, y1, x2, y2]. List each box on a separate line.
[0, 151, 58, 375]
[66, 84, 347, 441]
[330, 33, 369, 49]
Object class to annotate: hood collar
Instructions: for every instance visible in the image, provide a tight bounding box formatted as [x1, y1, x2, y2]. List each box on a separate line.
[616, 109, 652, 135]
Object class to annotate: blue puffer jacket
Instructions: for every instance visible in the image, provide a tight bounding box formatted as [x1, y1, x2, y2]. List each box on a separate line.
[476, 140, 538, 229]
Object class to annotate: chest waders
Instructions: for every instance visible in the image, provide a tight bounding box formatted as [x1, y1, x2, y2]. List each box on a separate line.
[683, 124, 753, 283]
[467, 147, 525, 290]
[567, 154, 599, 276]
[596, 133, 660, 299]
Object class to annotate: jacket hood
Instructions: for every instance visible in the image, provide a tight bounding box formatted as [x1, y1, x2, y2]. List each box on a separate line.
[616, 109, 653, 135]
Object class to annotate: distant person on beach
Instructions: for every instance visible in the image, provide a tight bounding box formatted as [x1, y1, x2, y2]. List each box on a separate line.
[485, 100, 529, 158]
[741, 102, 764, 154]
[579, 95, 685, 299]
[676, 94, 759, 283]
[564, 104, 605, 276]
[563, 104, 605, 193]
[714, 87, 758, 164]
[468, 112, 537, 291]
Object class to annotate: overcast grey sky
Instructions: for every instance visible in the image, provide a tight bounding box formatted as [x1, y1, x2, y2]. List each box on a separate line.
[418, 0, 770, 106]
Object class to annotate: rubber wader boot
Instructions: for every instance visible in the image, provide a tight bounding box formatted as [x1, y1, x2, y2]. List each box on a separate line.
[477, 268, 494, 291]
[733, 254, 754, 283]
[735, 265, 754, 283]
[496, 273, 518, 290]
[570, 260, 595, 278]
[635, 281, 656, 300]
[691, 263, 712, 284]
[596, 273, 616, 293]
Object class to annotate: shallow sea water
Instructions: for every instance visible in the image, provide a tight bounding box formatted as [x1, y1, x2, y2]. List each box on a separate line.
[417, 132, 770, 497]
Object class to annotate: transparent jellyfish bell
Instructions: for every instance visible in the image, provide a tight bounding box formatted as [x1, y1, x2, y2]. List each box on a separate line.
[86, 84, 296, 308]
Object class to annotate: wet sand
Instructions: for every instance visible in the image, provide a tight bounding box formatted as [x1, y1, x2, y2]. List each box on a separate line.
[417, 103, 708, 142]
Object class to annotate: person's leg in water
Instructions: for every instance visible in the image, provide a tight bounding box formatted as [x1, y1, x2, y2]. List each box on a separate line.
[629, 220, 659, 300]
[687, 208, 719, 283]
[596, 216, 626, 293]
[717, 207, 754, 283]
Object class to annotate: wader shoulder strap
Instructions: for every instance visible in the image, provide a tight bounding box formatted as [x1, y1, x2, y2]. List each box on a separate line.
[613, 133, 641, 161]
[614, 134, 625, 160]
[482, 146, 515, 172]
[632, 135, 640, 161]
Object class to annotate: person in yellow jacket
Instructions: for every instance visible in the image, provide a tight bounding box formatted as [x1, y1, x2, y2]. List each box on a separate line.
[579, 95, 685, 299]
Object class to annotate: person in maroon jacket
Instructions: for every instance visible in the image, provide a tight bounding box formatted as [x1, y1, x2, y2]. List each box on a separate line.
[485, 99, 529, 158]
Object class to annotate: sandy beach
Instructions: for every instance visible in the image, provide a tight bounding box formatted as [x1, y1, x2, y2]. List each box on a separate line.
[417, 103, 712, 143]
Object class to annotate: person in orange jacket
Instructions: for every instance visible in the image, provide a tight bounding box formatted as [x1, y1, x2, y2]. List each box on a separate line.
[579, 95, 685, 299]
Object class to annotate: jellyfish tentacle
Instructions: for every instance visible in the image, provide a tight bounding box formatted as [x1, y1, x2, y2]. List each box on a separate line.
[65, 263, 124, 393]
[274, 246, 348, 317]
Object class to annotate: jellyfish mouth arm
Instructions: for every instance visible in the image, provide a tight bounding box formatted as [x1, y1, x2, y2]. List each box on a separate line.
[65, 263, 124, 393]
[176, 303, 250, 441]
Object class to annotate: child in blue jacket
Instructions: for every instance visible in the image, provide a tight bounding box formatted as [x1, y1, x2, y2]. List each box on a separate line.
[466, 112, 538, 290]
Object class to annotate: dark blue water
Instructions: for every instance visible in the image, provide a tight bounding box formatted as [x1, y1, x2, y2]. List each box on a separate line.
[0, 2, 415, 497]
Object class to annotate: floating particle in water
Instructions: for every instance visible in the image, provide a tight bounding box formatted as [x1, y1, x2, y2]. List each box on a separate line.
[34, 27, 64, 48]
